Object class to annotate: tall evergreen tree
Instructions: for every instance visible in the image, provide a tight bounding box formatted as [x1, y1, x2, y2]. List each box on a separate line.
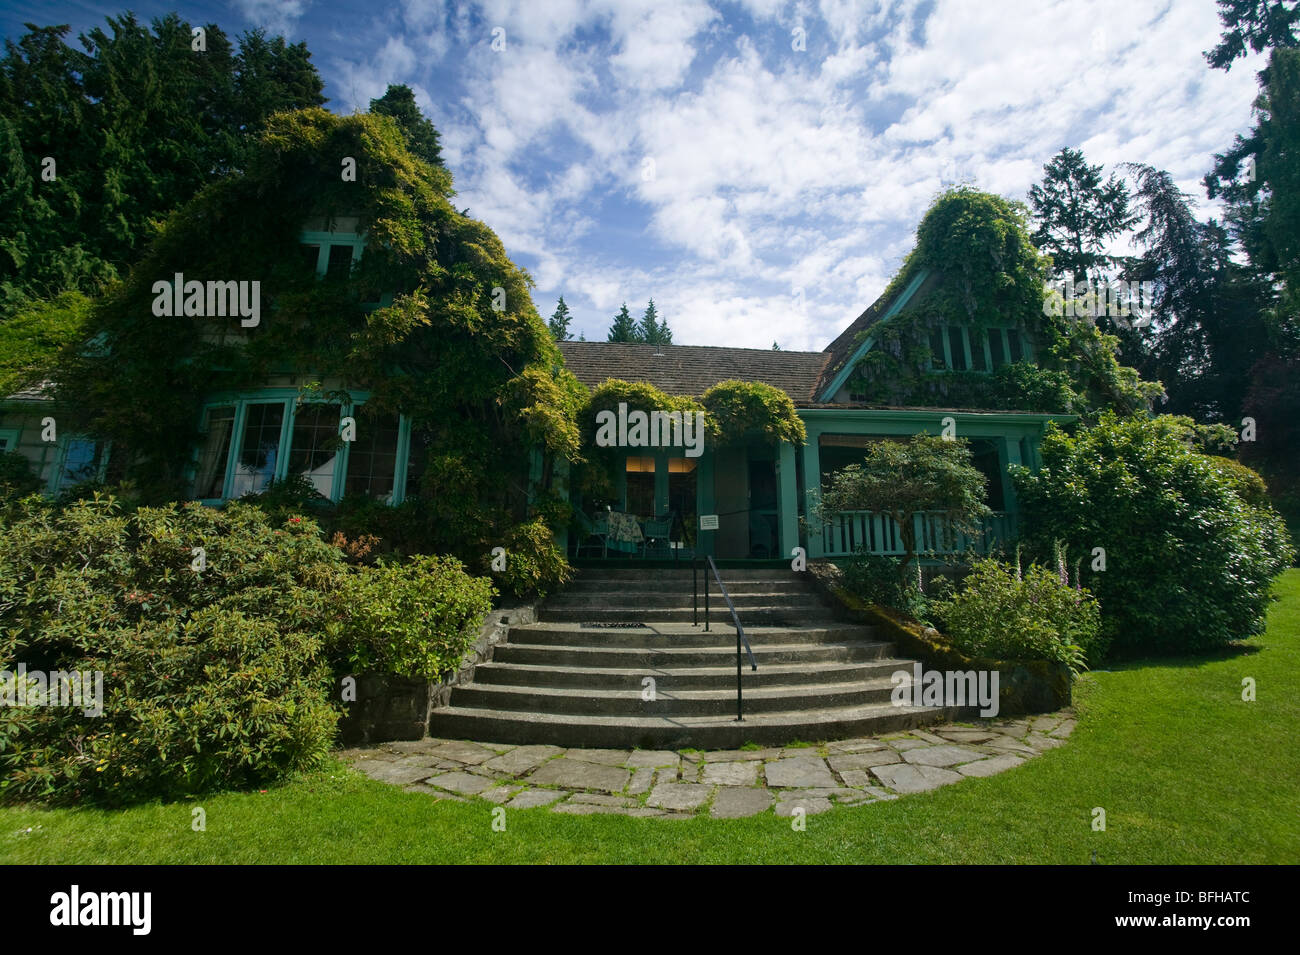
[0, 14, 326, 316]
[638, 299, 660, 344]
[1027, 147, 1135, 283]
[368, 83, 443, 168]
[548, 295, 573, 340]
[1205, 0, 1299, 71]
[607, 302, 640, 342]
[636, 299, 672, 345]
[1120, 163, 1274, 421]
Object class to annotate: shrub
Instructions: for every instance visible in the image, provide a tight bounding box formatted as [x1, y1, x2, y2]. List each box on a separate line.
[489, 518, 573, 599]
[838, 552, 929, 620]
[0, 496, 346, 805]
[0, 451, 39, 498]
[1014, 413, 1295, 656]
[339, 555, 495, 679]
[931, 556, 1103, 673]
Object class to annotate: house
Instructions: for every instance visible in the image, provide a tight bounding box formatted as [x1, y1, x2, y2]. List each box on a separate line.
[1, 223, 1071, 566]
[556, 268, 1074, 562]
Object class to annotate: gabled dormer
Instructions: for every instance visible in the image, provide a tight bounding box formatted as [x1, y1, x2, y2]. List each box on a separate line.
[815, 267, 1046, 409]
[298, 215, 394, 308]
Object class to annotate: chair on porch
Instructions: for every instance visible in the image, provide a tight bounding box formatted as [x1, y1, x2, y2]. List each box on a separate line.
[640, 512, 674, 558]
[574, 507, 611, 558]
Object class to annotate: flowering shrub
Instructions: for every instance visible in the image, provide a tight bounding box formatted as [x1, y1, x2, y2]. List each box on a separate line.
[931, 555, 1104, 673]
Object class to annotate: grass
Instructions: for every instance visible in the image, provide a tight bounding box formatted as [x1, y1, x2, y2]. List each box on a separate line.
[3, 571, 1298, 864]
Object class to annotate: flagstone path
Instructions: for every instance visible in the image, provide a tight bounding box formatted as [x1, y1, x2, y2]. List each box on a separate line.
[343, 710, 1076, 819]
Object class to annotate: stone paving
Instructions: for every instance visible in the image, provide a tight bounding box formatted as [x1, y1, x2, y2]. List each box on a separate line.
[342, 711, 1077, 819]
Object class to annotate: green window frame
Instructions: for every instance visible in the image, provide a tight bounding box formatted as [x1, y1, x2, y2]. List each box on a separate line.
[0, 429, 19, 452]
[190, 390, 411, 505]
[299, 229, 393, 308]
[928, 325, 1033, 373]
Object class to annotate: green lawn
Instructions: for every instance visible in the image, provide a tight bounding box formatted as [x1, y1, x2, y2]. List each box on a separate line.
[4, 570, 1298, 865]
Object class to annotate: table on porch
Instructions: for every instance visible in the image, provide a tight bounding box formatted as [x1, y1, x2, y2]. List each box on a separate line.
[605, 510, 644, 554]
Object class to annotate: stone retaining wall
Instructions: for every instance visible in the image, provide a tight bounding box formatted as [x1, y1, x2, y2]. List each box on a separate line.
[337, 602, 539, 745]
[806, 560, 1071, 716]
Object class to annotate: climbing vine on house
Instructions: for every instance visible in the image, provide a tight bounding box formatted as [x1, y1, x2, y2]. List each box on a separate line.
[700, 380, 806, 447]
[842, 188, 1164, 417]
[574, 378, 806, 501]
[55, 107, 582, 571]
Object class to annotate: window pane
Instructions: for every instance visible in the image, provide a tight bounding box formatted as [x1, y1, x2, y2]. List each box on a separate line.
[59, 438, 101, 488]
[195, 407, 235, 499]
[1007, 328, 1023, 363]
[970, 330, 988, 371]
[991, 329, 1009, 368]
[325, 244, 354, 280]
[971, 441, 1005, 510]
[929, 326, 947, 369]
[947, 326, 968, 371]
[344, 412, 399, 501]
[289, 404, 342, 497]
[301, 244, 321, 273]
[229, 402, 284, 497]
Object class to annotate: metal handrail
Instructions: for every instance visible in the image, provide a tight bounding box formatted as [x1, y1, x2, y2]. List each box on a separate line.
[692, 555, 758, 721]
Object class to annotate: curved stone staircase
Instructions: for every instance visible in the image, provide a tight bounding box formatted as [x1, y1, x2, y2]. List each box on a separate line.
[427, 568, 954, 749]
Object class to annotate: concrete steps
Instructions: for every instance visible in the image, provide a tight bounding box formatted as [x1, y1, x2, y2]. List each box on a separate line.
[427, 567, 953, 748]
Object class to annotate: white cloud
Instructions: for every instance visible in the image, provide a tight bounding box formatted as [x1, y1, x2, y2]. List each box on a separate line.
[230, 0, 311, 37]
[324, 0, 1269, 349]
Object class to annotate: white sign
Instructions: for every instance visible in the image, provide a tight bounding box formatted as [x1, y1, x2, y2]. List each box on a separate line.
[698, 515, 719, 531]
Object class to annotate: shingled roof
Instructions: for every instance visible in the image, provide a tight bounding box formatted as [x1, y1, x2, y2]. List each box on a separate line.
[556, 342, 831, 404]
[557, 272, 943, 405]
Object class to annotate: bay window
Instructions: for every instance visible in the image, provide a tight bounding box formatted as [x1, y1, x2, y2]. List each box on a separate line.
[192, 392, 409, 505]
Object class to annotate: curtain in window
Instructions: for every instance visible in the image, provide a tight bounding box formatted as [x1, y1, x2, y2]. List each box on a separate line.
[195, 408, 235, 499]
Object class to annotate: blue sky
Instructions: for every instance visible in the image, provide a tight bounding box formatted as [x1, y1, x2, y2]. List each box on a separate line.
[1, 0, 1269, 349]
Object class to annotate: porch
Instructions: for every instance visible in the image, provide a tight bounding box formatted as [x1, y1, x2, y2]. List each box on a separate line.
[557, 408, 1069, 565]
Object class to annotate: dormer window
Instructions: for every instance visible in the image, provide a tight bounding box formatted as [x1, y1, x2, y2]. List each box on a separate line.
[928, 324, 1032, 373]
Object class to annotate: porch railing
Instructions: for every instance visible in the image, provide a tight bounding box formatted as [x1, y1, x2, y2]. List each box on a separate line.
[820, 510, 1014, 559]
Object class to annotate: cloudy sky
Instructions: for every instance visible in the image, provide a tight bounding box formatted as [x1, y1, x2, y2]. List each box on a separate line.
[1, 0, 1269, 349]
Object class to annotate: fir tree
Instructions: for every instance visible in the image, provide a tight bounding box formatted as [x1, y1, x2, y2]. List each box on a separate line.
[607, 302, 640, 342]
[548, 295, 573, 340]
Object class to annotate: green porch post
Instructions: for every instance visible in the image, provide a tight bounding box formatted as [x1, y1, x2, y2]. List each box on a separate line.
[697, 449, 715, 558]
[803, 429, 823, 558]
[654, 449, 669, 516]
[778, 439, 798, 560]
[1002, 436, 1022, 535]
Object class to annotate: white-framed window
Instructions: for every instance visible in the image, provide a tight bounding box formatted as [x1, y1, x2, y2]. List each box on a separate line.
[191, 393, 409, 505]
